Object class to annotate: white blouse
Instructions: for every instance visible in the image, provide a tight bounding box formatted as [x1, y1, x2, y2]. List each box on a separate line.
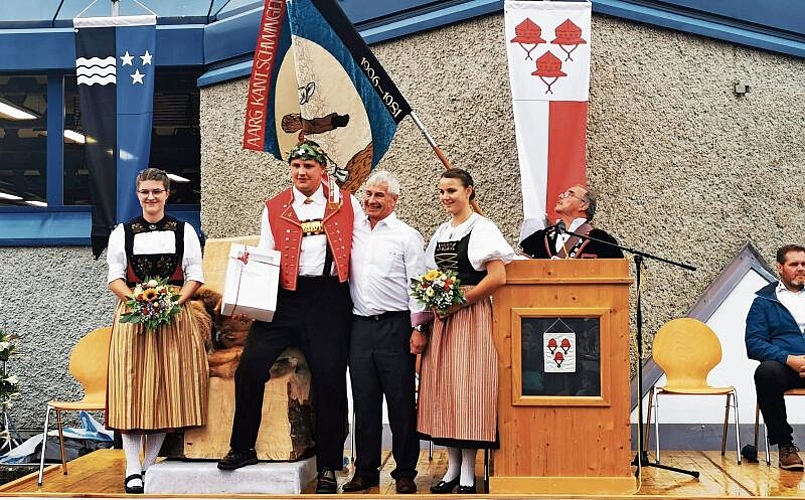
[425, 213, 515, 271]
[106, 221, 204, 284]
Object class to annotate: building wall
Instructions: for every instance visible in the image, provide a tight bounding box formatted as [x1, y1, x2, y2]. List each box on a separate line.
[0, 247, 111, 431]
[5, 11, 803, 433]
[201, 13, 805, 361]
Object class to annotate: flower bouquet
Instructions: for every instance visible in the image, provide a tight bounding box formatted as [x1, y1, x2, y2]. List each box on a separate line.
[120, 277, 182, 331]
[0, 329, 20, 408]
[410, 269, 466, 313]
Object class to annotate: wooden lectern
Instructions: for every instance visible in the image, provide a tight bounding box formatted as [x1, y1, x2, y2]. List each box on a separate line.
[490, 259, 636, 495]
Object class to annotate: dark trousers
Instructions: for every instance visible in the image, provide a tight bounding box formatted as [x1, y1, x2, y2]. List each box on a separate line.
[349, 313, 419, 480]
[230, 277, 352, 471]
[755, 360, 805, 445]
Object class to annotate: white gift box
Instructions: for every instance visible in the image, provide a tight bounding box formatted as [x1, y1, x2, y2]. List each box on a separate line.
[221, 244, 281, 322]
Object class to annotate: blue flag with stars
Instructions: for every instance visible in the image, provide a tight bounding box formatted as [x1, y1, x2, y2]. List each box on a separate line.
[74, 15, 156, 257]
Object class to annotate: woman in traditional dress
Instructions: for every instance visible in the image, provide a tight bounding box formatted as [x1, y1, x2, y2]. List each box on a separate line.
[417, 168, 515, 494]
[106, 168, 208, 494]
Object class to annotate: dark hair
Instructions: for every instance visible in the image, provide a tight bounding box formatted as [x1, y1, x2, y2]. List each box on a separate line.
[582, 186, 597, 220]
[440, 168, 476, 200]
[777, 244, 805, 264]
[137, 168, 170, 191]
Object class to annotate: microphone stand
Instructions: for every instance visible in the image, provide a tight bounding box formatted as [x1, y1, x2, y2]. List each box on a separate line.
[557, 225, 700, 479]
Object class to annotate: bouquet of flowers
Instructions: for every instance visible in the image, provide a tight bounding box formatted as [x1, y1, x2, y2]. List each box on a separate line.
[410, 269, 466, 313]
[120, 277, 182, 331]
[0, 329, 20, 408]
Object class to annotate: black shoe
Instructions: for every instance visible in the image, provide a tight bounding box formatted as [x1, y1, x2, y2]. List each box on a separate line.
[342, 474, 379, 492]
[217, 448, 258, 470]
[395, 477, 417, 494]
[457, 483, 476, 494]
[124, 474, 144, 494]
[430, 477, 459, 494]
[315, 467, 338, 494]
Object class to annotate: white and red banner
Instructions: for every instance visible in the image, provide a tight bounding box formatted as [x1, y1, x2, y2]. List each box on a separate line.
[504, 1, 591, 241]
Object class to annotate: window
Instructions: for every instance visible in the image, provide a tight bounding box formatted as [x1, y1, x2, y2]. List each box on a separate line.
[0, 75, 48, 206]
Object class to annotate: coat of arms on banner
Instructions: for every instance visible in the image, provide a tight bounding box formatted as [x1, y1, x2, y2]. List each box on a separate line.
[543, 319, 576, 373]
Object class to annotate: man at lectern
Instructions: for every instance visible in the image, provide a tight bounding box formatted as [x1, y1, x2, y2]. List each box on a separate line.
[519, 184, 623, 259]
[746, 244, 805, 471]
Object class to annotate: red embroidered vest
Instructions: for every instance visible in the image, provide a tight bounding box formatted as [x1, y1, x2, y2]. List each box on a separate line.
[266, 185, 354, 291]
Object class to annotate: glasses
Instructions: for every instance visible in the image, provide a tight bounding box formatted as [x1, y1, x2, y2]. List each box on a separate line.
[559, 190, 587, 202]
[137, 189, 167, 197]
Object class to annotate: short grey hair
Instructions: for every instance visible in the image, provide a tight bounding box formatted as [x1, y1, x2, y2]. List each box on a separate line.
[582, 187, 597, 220]
[365, 170, 400, 196]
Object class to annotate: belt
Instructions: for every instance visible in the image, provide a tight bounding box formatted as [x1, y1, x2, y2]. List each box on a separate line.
[355, 310, 409, 321]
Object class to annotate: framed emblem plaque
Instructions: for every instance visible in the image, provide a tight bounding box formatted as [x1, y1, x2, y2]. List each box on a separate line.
[511, 307, 611, 406]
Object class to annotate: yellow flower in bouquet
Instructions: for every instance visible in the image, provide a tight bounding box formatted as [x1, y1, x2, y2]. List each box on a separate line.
[410, 269, 466, 313]
[120, 277, 182, 332]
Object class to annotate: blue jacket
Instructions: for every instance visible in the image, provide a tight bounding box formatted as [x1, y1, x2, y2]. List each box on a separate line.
[745, 282, 805, 365]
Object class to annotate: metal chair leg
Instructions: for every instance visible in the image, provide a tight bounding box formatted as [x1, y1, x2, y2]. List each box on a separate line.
[720, 393, 730, 456]
[764, 417, 771, 465]
[37, 405, 52, 486]
[56, 410, 67, 475]
[644, 388, 654, 453]
[653, 387, 661, 463]
[428, 441, 433, 460]
[732, 390, 741, 464]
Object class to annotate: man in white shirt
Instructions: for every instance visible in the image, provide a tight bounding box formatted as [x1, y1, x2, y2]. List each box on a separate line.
[218, 140, 363, 494]
[343, 171, 429, 494]
[746, 244, 805, 470]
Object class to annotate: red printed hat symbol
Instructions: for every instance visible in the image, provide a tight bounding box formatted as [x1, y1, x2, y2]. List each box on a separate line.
[553, 351, 564, 368]
[531, 51, 566, 94]
[547, 337, 558, 354]
[560, 338, 571, 354]
[510, 18, 545, 60]
[551, 19, 587, 62]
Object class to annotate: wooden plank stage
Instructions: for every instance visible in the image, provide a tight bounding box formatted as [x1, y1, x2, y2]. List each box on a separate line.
[3, 448, 805, 498]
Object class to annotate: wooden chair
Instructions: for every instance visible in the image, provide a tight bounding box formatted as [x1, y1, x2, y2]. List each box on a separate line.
[645, 318, 741, 464]
[754, 388, 805, 465]
[37, 326, 112, 486]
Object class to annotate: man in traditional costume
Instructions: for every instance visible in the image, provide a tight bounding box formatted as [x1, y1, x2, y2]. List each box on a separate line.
[519, 184, 623, 259]
[218, 140, 363, 494]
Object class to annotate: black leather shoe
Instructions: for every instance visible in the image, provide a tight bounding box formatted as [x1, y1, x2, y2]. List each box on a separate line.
[315, 468, 338, 494]
[342, 474, 379, 492]
[217, 449, 258, 470]
[430, 477, 459, 494]
[124, 473, 144, 494]
[457, 483, 477, 494]
[395, 477, 417, 494]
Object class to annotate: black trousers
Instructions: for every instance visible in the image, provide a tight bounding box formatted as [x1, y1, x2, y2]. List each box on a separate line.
[755, 360, 805, 445]
[349, 313, 418, 480]
[230, 277, 352, 471]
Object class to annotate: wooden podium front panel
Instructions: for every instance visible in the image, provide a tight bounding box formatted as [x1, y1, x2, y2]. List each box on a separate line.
[491, 259, 634, 493]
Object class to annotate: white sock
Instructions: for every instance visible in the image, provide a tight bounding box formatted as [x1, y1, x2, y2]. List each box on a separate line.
[121, 433, 143, 487]
[142, 432, 166, 472]
[442, 446, 462, 482]
[460, 448, 477, 486]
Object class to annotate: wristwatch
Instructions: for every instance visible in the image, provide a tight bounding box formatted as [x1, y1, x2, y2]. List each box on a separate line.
[413, 324, 428, 334]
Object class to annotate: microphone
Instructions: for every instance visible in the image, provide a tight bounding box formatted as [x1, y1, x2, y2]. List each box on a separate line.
[555, 220, 566, 234]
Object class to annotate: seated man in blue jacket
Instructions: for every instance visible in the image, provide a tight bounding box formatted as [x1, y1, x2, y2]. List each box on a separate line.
[746, 244, 805, 470]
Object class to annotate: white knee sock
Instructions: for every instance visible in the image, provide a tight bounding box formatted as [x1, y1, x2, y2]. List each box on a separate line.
[121, 433, 143, 486]
[442, 446, 462, 482]
[460, 448, 477, 486]
[142, 432, 166, 472]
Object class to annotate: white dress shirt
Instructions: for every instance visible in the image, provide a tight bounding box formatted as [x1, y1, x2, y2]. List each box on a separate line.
[554, 217, 588, 253]
[350, 212, 427, 321]
[106, 221, 204, 284]
[259, 184, 363, 277]
[776, 281, 805, 333]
